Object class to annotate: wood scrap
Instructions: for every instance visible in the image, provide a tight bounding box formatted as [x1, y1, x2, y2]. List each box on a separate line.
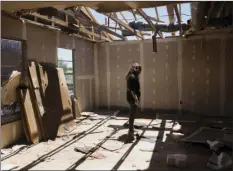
[71, 96, 81, 119]
[28, 61, 47, 140]
[1, 71, 21, 105]
[18, 88, 41, 144]
[38, 63, 76, 139]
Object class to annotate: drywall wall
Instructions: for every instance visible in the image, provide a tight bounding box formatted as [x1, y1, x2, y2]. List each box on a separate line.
[96, 35, 233, 116]
[1, 15, 95, 148]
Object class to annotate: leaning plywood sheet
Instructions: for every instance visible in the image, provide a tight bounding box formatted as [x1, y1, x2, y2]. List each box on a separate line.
[39, 63, 76, 139]
[57, 68, 76, 136]
[18, 88, 40, 144]
[28, 61, 46, 140]
[28, 62, 45, 117]
[37, 63, 48, 98]
[1, 71, 21, 105]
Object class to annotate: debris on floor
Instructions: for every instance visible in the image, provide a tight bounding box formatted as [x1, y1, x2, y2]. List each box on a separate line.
[100, 141, 124, 152]
[74, 145, 94, 154]
[207, 152, 233, 170]
[167, 154, 188, 168]
[140, 147, 159, 153]
[89, 152, 106, 159]
[207, 140, 224, 151]
[172, 122, 182, 131]
[1, 144, 28, 156]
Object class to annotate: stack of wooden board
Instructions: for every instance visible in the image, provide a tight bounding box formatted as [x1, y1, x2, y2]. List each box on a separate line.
[18, 61, 77, 143]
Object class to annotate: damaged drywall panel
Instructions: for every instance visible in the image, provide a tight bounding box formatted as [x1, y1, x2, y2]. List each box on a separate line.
[109, 42, 141, 108]
[27, 24, 57, 63]
[1, 16, 24, 40]
[225, 37, 233, 116]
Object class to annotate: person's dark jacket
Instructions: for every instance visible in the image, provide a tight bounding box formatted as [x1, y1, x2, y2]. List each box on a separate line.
[126, 74, 140, 104]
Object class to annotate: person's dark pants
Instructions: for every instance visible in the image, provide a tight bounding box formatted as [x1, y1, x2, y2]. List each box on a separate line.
[128, 103, 138, 135]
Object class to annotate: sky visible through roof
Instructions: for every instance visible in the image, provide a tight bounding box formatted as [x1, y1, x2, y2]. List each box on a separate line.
[89, 3, 191, 40]
[58, 3, 191, 61]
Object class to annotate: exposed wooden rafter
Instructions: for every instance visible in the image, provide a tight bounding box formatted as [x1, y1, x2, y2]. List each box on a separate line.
[173, 4, 182, 35]
[113, 13, 128, 40]
[81, 7, 114, 41]
[178, 4, 182, 21]
[119, 12, 140, 40]
[166, 5, 175, 35]
[134, 10, 165, 23]
[27, 12, 110, 41]
[104, 13, 144, 39]
[62, 9, 126, 40]
[205, 2, 215, 27]
[136, 9, 163, 38]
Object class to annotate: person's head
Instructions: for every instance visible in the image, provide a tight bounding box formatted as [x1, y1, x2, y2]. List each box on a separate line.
[132, 63, 142, 76]
[126, 63, 142, 79]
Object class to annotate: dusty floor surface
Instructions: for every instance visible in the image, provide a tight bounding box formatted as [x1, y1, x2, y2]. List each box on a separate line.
[1, 110, 232, 171]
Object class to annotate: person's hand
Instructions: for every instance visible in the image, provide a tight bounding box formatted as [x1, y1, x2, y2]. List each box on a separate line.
[134, 96, 139, 106]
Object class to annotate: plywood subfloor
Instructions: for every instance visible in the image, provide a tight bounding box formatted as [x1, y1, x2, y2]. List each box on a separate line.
[1, 111, 232, 171]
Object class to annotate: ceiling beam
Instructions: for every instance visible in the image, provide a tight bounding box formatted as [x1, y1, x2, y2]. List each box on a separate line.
[216, 2, 226, 18]
[136, 9, 163, 38]
[27, 12, 110, 41]
[166, 5, 175, 35]
[166, 5, 175, 24]
[134, 10, 165, 23]
[104, 13, 144, 39]
[62, 9, 126, 40]
[173, 4, 182, 35]
[178, 4, 182, 21]
[112, 13, 128, 40]
[119, 12, 140, 40]
[81, 7, 114, 41]
[205, 2, 215, 27]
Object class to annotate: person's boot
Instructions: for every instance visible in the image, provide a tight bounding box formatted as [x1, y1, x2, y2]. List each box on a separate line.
[124, 130, 135, 143]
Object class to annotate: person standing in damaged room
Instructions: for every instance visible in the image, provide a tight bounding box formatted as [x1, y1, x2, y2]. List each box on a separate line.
[125, 63, 142, 143]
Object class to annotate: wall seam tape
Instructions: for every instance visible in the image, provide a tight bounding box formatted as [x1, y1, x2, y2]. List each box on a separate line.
[106, 43, 110, 109]
[90, 79, 93, 110]
[139, 42, 144, 111]
[177, 38, 183, 112]
[22, 20, 27, 40]
[56, 30, 60, 65]
[220, 37, 226, 116]
[94, 43, 99, 108]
